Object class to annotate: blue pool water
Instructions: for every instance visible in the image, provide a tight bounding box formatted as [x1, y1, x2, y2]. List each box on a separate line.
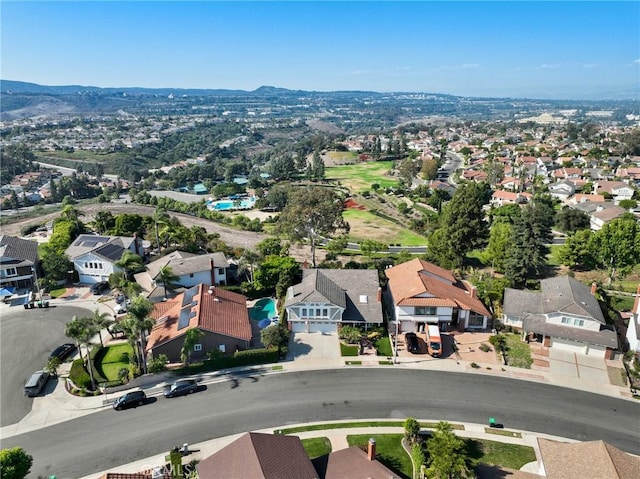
[208, 197, 256, 211]
[250, 298, 278, 329]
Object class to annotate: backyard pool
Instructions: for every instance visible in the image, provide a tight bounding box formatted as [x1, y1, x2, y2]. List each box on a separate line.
[250, 297, 278, 329]
[207, 196, 256, 211]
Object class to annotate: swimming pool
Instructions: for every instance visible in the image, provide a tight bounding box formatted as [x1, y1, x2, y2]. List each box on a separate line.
[250, 297, 278, 328]
[207, 197, 256, 211]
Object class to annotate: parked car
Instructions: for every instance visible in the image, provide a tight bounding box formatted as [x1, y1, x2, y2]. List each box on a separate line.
[113, 390, 146, 410]
[49, 343, 77, 361]
[114, 300, 130, 315]
[24, 371, 50, 397]
[163, 379, 198, 398]
[90, 281, 109, 295]
[405, 332, 420, 353]
[115, 293, 126, 304]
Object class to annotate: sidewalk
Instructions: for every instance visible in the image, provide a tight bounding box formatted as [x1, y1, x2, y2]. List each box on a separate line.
[79, 420, 575, 479]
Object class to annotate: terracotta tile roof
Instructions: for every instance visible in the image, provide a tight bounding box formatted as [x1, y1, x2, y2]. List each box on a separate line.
[197, 432, 319, 479]
[146, 284, 251, 351]
[538, 438, 640, 479]
[385, 259, 491, 317]
[398, 297, 457, 307]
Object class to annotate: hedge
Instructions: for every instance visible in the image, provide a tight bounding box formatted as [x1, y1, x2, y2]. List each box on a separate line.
[175, 348, 279, 375]
[69, 359, 91, 389]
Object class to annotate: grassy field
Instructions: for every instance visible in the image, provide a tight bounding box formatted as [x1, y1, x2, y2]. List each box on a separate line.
[326, 161, 397, 192]
[343, 209, 427, 246]
[504, 333, 533, 369]
[326, 150, 359, 163]
[340, 343, 359, 356]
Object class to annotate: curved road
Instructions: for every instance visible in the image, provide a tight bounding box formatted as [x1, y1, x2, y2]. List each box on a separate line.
[2, 369, 638, 478]
[0, 305, 93, 426]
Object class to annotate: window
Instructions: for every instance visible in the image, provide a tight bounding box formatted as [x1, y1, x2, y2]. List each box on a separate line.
[574, 319, 584, 327]
[2, 267, 17, 277]
[84, 262, 88, 269]
[415, 306, 436, 315]
[322, 309, 328, 317]
[189, 273, 194, 278]
[468, 314, 484, 327]
[302, 308, 307, 317]
[218, 344, 226, 353]
[218, 268, 224, 275]
[194, 344, 202, 352]
[561, 317, 571, 324]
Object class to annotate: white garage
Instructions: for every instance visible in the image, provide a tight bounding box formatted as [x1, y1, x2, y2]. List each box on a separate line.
[550, 337, 587, 354]
[290, 321, 337, 335]
[584, 344, 607, 357]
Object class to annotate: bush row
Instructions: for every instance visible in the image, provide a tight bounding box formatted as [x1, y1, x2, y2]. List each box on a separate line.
[176, 348, 279, 375]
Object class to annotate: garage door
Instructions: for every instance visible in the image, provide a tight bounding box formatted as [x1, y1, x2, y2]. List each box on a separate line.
[308, 321, 337, 335]
[585, 344, 606, 357]
[291, 321, 307, 333]
[550, 337, 587, 354]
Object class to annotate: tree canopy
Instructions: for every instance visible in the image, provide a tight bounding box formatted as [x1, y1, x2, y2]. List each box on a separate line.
[0, 447, 33, 479]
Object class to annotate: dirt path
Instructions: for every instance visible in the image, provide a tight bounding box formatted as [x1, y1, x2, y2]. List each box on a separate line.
[3, 203, 321, 263]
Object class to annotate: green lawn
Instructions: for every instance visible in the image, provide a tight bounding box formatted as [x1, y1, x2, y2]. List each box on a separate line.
[348, 434, 412, 479]
[504, 333, 533, 369]
[547, 245, 563, 267]
[343, 209, 427, 246]
[301, 437, 332, 459]
[277, 421, 464, 435]
[49, 287, 67, 298]
[466, 439, 537, 470]
[375, 337, 393, 356]
[97, 343, 133, 381]
[340, 343, 359, 356]
[326, 161, 397, 192]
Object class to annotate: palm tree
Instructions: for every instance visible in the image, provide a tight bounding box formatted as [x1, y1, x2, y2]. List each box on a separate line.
[152, 207, 170, 253]
[122, 295, 155, 374]
[65, 316, 86, 362]
[238, 249, 261, 284]
[181, 328, 205, 365]
[115, 250, 144, 283]
[60, 204, 83, 232]
[65, 316, 98, 390]
[89, 308, 114, 347]
[156, 265, 179, 300]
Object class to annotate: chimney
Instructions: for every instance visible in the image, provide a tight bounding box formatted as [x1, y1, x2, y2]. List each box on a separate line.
[367, 438, 376, 461]
[210, 258, 215, 286]
[377, 287, 382, 303]
[470, 286, 477, 298]
[591, 282, 597, 296]
[133, 232, 139, 256]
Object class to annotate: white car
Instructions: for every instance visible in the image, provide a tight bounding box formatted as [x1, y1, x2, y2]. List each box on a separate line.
[114, 300, 130, 315]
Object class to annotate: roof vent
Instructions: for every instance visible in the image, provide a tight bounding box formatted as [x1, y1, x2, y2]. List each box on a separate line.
[359, 294, 368, 304]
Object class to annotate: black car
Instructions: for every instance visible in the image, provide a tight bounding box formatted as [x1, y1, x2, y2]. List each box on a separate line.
[90, 281, 109, 295]
[49, 343, 77, 361]
[405, 332, 420, 353]
[163, 379, 198, 398]
[113, 390, 146, 410]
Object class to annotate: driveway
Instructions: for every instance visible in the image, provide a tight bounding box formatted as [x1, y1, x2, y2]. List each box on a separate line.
[548, 348, 609, 383]
[285, 332, 341, 367]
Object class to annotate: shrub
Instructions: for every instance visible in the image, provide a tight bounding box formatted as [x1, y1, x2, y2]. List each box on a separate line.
[339, 325, 362, 344]
[489, 334, 507, 351]
[69, 359, 91, 389]
[177, 348, 279, 375]
[404, 417, 421, 444]
[479, 343, 492, 353]
[471, 362, 481, 369]
[148, 354, 168, 374]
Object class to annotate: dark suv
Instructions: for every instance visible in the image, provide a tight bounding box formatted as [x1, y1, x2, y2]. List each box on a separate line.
[163, 379, 198, 398]
[405, 332, 420, 353]
[90, 281, 109, 295]
[49, 343, 77, 361]
[113, 391, 146, 410]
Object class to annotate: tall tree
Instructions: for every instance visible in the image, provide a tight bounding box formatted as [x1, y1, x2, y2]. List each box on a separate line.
[555, 207, 590, 233]
[121, 295, 155, 374]
[65, 316, 98, 389]
[276, 187, 349, 267]
[504, 201, 553, 287]
[152, 207, 170, 253]
[115, 250, 144, 283]
[589, 216, 640, 283]
[89, 308, 113, 347]
[480, 221, 513, 273]
[426, 421, 472, 479]
[558, 229, 595, 270]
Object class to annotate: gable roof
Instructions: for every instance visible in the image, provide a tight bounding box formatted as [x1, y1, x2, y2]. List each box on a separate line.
[540, 276, 606, 323]
[197, 432, 319, 479]
[0, 235, 38, 265]
[385, 258, 491, 317]
[538, 438, 640, 479]
[65, 234, 138, 261]
[145, 251, 229, 280]
[146, 284, 251, 351]
[285, 269, 383, 324]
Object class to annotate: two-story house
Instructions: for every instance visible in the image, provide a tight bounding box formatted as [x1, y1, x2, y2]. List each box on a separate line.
[65, 234, 143, 284]
[285, 269, 383, 334]
[503, 276, 617, 357]
[385, 258, 492, 333]
[0, 235, 39, 290]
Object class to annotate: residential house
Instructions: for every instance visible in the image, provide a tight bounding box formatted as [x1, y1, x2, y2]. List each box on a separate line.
[385, 258, 492, 333]
[548, 180, 576, 201]
[503, 276, 617, 357]
[593, 180, 635, 204]
[0, 235, 39, 290]
[134, 251, 229, 297]
[490, 190, 531, 208]
[625, 285, 640, 353]
[285, 269, 383, 334]
[568, 194, 605, 205]
[535, 438, 640, 479]
[146, 283, 252, 363]
[197, 432, 399, 479]
[65, 234, 143, 284]
[571, 201, 627, 230]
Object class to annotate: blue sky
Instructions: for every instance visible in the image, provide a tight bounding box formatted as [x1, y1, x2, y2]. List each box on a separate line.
[2, 1, 639, 99]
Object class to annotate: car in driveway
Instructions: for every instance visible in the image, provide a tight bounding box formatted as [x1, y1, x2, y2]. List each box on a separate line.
[405, 332, 420, 353]
[90, 281, 109, 295]
[49, 343, 77, 361]
[113, 390, 146, 410]
[163, 379, 198, 398]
